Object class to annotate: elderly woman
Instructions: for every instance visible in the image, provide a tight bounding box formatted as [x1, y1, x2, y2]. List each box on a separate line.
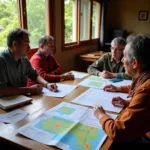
[94, 34, 150, 149]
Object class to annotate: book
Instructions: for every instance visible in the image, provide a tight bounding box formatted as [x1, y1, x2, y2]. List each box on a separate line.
[0, 95, 32, 110]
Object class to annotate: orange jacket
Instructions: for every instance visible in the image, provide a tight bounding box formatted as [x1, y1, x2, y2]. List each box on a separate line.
[100, 79, 150, 142]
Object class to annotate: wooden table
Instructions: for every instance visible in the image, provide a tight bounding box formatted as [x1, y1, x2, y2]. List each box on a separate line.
[0, 75, 113, 150]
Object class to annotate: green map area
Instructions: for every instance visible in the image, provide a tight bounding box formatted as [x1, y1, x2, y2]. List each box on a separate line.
[36, 116, 102, 150]
[90, 76, 107, 82]
[57, 106, 75, 115]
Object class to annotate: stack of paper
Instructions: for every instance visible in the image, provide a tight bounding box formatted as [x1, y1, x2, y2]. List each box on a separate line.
[0, 95, 32, 110]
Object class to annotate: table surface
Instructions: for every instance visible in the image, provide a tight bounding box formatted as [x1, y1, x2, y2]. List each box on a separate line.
[0, 74, 114, 150]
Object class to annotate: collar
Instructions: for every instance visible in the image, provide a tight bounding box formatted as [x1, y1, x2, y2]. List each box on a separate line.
[6, 49, 22, 65]
[110, 54, 122, 64]
[38, 49, 50, 60]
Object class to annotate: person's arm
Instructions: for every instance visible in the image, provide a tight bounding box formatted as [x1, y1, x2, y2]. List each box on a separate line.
[100, 89, 150, 141]
[0, 85, 43, 97]
[50, 55, 62, 75]
[36, 76, 57, 92]
[87, 55, 105, 76]
[31, 57, 61, 82]
[116, 72, 132, 80]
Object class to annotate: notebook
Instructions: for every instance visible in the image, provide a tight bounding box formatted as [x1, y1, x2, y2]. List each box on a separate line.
[0, 95, 32, 110]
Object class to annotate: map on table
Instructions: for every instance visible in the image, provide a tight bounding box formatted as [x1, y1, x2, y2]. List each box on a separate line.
[17, 102, 117, 150]
[78, 76, 111, 89]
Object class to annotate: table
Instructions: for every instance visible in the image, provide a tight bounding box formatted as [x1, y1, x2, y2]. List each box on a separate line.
[0, 75, 113, 150]
[77, 51, 108, 71]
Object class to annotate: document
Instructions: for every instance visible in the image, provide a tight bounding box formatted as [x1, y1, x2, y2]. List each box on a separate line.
[0, 95, 32, 110]
[71, 71, 88, 79]
[78, 76, 132, 89]
[17, 102, 117, 150]
[78, 76, 111, 89]
[0, 109, 28, 123]
[42, 84, 77, 97]
[72, 88, 130, 113]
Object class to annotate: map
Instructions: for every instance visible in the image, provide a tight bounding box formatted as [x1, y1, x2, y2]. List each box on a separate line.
[78, 76, 111, 89]
[35, 116, 105, 150]
[56, 106, 75, 115]
[17, 102, 116, 150]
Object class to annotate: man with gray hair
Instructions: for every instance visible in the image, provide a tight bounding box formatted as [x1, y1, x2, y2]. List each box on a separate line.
[87, 37, 131, 79]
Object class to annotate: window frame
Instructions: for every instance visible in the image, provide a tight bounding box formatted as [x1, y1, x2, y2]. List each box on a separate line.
[17, 0, 55, 56]
[61, 0, 101, 51]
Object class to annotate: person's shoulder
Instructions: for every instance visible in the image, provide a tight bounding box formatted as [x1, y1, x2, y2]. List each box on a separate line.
[100, 52, 111, 59]
[0, 49, 9, 60]
[30, 52, 41, 61]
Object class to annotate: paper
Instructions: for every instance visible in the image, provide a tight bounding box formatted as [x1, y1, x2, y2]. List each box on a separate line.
[78, 76, 132, 89]
[78, 76, 111, 89]
[0, 109, 28, 123]
[0, 95, 32, 109]
[72, 88, 130, 113]
[18, 102, 117, 150]
[42, 84, 77, 97]
[71, 71, 88, 79]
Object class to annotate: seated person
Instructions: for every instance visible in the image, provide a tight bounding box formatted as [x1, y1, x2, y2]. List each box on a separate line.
[87, 37, 131, 79]
[27, 35, 74, 86]
[93, 34, 150, 149]
[0, 28, 57, 97]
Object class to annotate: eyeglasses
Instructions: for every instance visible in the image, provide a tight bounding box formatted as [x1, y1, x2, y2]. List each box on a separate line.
[111, 47, 124, 52]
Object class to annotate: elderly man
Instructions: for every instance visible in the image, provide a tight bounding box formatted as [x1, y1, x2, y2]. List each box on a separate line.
[94, 34, 150, 149]
[0, 28, 57, 97]
[87, 37, 131, 79]
[27, 35, 74, 86]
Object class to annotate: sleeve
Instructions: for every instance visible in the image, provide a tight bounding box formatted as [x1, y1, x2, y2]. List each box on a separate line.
[25, 57, 38, 81]
[0, 58, 7, 89]
[100, 88, 150, 141]
[120, 85, 131, 93]
[31, 57, 61, 82]
[87, 54, 106, 76]
[50, 55, 62, 75]
[116, 73, 132, 80]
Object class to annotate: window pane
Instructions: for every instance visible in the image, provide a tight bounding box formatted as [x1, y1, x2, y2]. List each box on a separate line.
[80, 0, 90, 41]
[64, 0, 77, 44]
[26, 0, 46, 48]
[92, 1, 100, 39]
[0, 0, 18, 51]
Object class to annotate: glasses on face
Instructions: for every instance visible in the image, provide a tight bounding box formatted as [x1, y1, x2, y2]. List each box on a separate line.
[111, 47, 124, 52]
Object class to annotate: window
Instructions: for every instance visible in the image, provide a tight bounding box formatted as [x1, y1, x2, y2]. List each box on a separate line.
[0, 0, 18, 51]
[64, 0, 77, 43]
[92, 1, 100, 39]
[62, 0, 101, 50]
[80, 0, 90, 41]
[0, 0, 54, 51]
[26, 0, 46, 48]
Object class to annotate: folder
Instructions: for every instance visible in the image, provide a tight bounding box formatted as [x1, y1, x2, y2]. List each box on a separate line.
[0, 95, 32, 110]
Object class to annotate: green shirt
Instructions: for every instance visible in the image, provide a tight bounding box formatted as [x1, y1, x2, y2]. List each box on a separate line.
[87, 53, 131, 79]
[0, 49, 38, 89]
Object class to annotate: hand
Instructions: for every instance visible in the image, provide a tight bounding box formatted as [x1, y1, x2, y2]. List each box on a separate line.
[28, 84, 43, 95]
[61, 72, 74, 80]
[47, 83, 58, 92]
[98, 70, 116, 78]
[103, 84, 121, 92]
[112, 97, 129, 107]
[93, 105, 106, 120]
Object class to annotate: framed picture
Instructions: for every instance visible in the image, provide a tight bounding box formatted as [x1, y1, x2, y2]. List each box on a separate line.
[138, 11, 148, 21]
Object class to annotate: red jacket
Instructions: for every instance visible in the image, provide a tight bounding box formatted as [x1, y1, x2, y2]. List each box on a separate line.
[27, 51, 62, 86]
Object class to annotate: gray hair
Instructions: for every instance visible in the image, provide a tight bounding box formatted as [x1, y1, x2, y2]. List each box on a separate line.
[38, 35, 54, 46]
[126, 34, 150, 71]
[111, 37, 126, 47]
